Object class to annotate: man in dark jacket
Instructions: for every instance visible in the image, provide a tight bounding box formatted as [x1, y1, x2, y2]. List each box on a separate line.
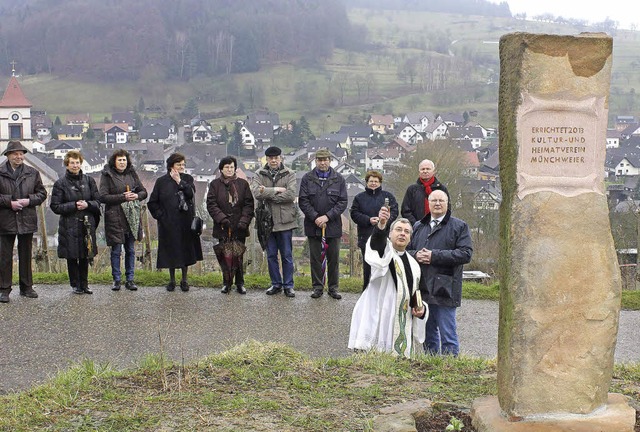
[0, 141, 48, 303]
[299, 148, 348, 299]
[401, 159, 448, 226]
[408, 190, 472, 356]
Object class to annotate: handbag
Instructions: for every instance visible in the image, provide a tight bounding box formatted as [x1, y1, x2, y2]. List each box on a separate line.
[191, 216, 203, 235]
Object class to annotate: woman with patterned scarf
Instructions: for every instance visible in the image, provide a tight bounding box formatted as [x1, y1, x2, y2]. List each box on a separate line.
[207, 156, 255, 294]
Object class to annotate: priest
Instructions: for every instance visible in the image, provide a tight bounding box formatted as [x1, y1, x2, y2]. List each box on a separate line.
[348, 206, 427, 358]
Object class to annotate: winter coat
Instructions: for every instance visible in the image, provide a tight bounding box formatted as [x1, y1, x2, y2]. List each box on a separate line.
[207, 175, 254, 239]
[401, 177, 449, 226]
[148, 173, 203, 268]
[50, 171, 101, 259]
[298, 168, 348, 238]
[0, 161, 47, 235]
[407, 210, 473, 308]
[350, 187, 398, 249]
[99, 164, 148, 246]
[250, 164, 298, 232]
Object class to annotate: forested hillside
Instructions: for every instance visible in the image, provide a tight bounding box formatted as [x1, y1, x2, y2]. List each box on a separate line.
[0, 0, 353, 80]
[346, 0, 511, 16]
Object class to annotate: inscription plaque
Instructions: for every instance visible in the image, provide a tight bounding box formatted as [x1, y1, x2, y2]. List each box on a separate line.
[517, 93, 606, 199]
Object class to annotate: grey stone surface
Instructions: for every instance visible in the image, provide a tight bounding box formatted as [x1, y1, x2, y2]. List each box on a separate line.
[0, 287, 638, 394]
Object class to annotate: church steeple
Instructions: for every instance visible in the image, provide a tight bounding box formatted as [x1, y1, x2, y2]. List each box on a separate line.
[0, 75, 32, 108]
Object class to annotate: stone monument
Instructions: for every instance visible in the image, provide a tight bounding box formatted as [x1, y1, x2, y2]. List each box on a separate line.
[471, 33, 636, 431]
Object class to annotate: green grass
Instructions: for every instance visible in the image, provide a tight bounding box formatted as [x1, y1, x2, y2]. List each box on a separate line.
[0, 340, 637, 431]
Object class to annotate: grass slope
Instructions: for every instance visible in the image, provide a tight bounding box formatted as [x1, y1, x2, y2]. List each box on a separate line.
[0, 341, 637, 431]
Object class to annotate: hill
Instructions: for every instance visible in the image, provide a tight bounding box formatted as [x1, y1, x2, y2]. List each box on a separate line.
[4, 6, 640, 131]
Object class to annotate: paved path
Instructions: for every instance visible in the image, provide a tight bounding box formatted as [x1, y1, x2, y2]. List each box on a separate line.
[1, 285, 638, 394]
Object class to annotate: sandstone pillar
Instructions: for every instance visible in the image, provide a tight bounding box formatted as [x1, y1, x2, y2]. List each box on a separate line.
[471, 32, 635, 431]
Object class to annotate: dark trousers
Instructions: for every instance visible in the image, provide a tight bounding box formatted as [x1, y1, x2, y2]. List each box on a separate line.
[0, 233, 33, 290]
[67, 258, 89, 289]
[308, 236, 340, 292]
[359, 245, 371, 291]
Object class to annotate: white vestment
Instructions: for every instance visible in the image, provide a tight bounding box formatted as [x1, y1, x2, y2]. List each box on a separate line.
[348, 236, 427, 358]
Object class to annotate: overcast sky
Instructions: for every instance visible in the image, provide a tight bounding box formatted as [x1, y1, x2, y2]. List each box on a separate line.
[490, 0, 637, 29]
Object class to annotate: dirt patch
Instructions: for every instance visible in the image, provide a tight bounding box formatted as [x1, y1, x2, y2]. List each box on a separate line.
[416, 409, 640, 432]
[416, 409, 473, 432]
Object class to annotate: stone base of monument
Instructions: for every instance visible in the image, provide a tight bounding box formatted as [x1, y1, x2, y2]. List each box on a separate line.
[470, 394, 635, 432]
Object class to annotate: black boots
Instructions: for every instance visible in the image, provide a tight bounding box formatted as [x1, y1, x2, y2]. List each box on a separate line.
[20, 287, 39, 298]
[73, 283, 92, 294]
[328, 290, 342, 300]
[222, 284, 245, 294]
[125, 281, 138, 291]
[310, 289, 341, 300]
[0, 288, 10, 303]
[284, 288, 295, 298]
[112, 280, 121, 291]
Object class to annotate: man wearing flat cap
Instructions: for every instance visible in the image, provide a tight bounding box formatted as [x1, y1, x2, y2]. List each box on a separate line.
[251, 146, 298, 298]
[298, 148, 347, 299]
[0, 141, 47, 303]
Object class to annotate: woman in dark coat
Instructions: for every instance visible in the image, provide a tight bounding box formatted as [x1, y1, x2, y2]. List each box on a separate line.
[350, 170, 399, 290]
[148, 153, 203, 292]
[207, 156, 254, 294]
[99, 149, 147, 291]
[50, 150, 102, 295]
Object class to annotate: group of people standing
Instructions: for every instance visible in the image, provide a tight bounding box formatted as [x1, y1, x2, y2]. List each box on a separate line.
[348, 158, 473, 358]
[0, 140, 473, 359]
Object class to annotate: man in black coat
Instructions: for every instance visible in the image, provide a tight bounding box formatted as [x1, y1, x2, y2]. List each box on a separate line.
[401, 159, 448, 226]
[408, 190, 472, 356]
[299, 148, 348, 299]
[0, 141, 47, 303]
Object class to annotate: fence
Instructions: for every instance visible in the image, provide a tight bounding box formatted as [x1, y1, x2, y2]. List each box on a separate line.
[28, 206, 366, 280]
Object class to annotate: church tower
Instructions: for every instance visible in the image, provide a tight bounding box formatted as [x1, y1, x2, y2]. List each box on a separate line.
[0, 64, 33, 153]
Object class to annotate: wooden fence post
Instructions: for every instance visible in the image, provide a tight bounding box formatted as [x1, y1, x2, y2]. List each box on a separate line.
[141, 204, 152, 271]
[37, 204, 50, 272]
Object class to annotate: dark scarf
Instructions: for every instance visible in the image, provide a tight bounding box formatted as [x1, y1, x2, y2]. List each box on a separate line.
[221, 173, 238, 206]
[419, 176, 436, 215]
[315, 167, 331, 181]
[7, 162, 23, 180]
[268, 163, 283, 181]
[66, 170, 83, 181]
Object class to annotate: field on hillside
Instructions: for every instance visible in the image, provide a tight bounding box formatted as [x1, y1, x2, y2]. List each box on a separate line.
[7, 9, 640, 131]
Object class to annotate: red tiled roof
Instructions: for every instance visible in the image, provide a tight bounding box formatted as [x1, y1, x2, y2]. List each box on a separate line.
[0, 76, 32, 108]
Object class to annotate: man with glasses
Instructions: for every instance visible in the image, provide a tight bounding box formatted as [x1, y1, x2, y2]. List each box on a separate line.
[408, 190, 472, 356]
[401, 159, 448, 225]
[251, 146, 298, 298]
